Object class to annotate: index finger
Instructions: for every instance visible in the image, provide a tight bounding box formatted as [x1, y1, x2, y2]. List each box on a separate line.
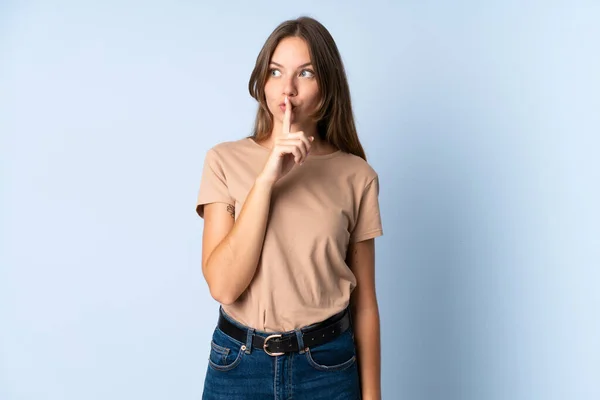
[282, 96, 291, 135]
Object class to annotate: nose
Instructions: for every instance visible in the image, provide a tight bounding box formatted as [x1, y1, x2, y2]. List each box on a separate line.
[282, 74, 297, 98]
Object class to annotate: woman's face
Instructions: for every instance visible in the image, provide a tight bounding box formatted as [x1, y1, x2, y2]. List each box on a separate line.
[264, 36, 320, 129]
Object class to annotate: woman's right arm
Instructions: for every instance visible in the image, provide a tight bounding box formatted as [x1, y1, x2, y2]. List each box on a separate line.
[201, 175, 274, 305]
[201, 96, 312, 305]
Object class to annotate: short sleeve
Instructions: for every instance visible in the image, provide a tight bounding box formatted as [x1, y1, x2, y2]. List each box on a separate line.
[195, 148, 235, 218]
[349, 176, 384, 243]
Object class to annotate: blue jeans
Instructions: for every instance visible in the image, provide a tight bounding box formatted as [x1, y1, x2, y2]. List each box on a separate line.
[202, 307, 361, 399]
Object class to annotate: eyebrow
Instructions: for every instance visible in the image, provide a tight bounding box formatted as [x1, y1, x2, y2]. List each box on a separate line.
[270, 61, 313, 69]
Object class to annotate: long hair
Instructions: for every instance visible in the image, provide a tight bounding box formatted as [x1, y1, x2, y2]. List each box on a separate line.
[247, 16, 367, 161]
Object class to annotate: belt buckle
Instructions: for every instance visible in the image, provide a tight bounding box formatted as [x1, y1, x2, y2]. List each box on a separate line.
[263, 334, 285, 356]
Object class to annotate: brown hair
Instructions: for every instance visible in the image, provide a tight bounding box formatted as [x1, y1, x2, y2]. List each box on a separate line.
[247, 16, 367, 160]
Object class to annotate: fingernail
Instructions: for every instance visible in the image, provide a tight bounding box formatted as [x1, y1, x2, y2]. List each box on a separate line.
[310, 136, 314, 141]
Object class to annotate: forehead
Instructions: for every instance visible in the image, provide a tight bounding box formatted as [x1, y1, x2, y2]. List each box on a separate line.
[270, 37, 312, 65]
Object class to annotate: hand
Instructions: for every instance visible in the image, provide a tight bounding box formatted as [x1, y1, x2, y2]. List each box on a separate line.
[258, 96, 314, 184]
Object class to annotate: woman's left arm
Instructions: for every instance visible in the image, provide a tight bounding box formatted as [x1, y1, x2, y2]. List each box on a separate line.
[347, 238, 381, 400]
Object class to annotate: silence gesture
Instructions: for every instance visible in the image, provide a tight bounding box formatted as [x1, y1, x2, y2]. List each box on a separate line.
[258, 96, 314, 184]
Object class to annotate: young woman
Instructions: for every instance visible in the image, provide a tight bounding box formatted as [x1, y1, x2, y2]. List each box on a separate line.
[195, 16, 383, 400]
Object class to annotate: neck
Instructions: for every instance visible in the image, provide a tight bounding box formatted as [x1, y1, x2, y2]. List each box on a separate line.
[271, 121, 318, 142]
[260, 122, 321, 150]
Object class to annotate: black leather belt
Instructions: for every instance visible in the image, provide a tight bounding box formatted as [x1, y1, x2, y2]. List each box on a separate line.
[217, 307, 351, 356]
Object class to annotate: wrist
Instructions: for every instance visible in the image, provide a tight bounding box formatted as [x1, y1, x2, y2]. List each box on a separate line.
[361, 388, 382, 400]
[255, 174, 276, 188]
[361, 395, 381, 400]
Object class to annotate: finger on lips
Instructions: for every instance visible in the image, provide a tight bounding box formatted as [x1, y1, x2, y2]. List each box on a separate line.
[283, 96, 291, 135]
[281, 96, 317, 165]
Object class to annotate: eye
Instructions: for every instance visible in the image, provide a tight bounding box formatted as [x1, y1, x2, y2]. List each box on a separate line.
[300, 69, 315, 78]
[269, 68, 281, 77]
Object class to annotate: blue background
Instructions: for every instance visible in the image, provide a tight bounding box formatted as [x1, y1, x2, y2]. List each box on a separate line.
[1, 1, 599, 399]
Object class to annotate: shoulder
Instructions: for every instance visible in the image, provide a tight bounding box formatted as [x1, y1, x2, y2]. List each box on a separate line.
[336, 152, 379, 185]
[203, 137, 257, 164]
[208, 137, 252, 156]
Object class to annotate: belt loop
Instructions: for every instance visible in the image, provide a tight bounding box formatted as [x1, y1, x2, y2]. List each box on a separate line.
[295, 329, 306, 354]
[245, 328, 254, 354]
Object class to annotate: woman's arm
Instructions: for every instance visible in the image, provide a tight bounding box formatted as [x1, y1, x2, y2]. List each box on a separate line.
[202, 175, 274, 305]
[347, 238, 382, 400]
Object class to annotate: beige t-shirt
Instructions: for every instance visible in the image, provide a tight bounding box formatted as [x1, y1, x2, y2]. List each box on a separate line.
[195, 137, 383, 332]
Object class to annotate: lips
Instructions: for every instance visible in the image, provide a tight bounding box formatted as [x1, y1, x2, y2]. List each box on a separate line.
[279, 103, 294, 112]
[279, 101, 295, 110]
